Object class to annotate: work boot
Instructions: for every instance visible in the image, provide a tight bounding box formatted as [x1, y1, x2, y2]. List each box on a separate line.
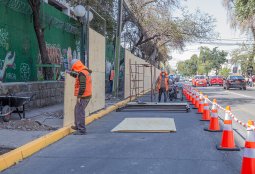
[71, 126, 78, 130]
[73, 131, 86, 135]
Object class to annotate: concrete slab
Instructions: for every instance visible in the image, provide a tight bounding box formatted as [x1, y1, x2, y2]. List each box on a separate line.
[111, 118, 176, 132]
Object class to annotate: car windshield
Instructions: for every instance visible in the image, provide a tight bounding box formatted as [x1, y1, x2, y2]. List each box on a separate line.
[195, 76, 205, 79]
[230, 76, 244, 80]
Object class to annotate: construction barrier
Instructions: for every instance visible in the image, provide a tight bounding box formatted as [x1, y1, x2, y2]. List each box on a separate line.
[182, 84, 255, 172]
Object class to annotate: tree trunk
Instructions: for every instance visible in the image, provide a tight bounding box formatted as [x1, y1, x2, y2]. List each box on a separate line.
[28, 0, 53, 80]
[250, 26, 255, 69]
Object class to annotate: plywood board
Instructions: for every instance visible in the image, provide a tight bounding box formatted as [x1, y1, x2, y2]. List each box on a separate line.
[124, 50, 161, 98]
[111, 118, 176, 133]
[63, 29, 105, 127]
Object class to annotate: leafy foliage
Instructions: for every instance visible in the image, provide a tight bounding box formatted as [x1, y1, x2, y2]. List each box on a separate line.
[177, 47, 228, 76]
[70, 0, 116, 41]
[230, 44, 254, 76]
[223, 0, 255, 64]
[219, 67, 231, 78]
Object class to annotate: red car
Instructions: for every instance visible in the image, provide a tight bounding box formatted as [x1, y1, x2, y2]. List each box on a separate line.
[192, 75, 207, 87]
[209, 76, 223, 86]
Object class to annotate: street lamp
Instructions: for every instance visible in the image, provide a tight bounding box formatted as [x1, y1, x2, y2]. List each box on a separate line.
[74, 5, 94, 66]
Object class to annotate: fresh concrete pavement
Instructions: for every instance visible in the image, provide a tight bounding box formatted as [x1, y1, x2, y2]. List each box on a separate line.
[2, 96, 242, 174]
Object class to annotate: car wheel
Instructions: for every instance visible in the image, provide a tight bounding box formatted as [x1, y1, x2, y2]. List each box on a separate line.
[243, 87, 246, 90]
[226, 86, 229, 90]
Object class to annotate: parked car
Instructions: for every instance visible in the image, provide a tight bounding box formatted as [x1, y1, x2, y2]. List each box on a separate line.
[209, 75, 223, 86]
[223, 75, 246, 90]
[192, 75, 207, 87]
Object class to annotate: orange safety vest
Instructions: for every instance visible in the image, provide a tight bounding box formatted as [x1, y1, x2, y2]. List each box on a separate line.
[110, 70, 115, 81]
[157, 72, 169, 91]
[74, 69, 92, 98]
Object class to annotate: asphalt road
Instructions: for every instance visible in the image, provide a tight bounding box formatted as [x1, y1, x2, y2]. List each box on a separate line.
[197, 85, 255, 145]
[2, 95, 242, 174]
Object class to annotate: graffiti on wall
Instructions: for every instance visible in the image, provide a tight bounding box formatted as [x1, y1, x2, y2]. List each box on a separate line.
[0, 52, 15, 81]
[0, 28, 8, 49]
[20, 63, 30, 81]
[46, 43, 61, 64]
[37, 42, 79, 80]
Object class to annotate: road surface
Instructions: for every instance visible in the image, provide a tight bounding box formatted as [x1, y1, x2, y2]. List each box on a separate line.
[2, 94, 242, 174]
[197, 85, 255, 145]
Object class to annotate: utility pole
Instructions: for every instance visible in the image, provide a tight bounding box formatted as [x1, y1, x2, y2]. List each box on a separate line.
[113, 0, 123, 98]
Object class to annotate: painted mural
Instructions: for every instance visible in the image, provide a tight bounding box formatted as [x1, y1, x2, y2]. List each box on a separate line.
[37, 42, 79, 80]
[0, 28, 8, 49]
[0, 2, 78, 82]
[0, 52, 15, 81]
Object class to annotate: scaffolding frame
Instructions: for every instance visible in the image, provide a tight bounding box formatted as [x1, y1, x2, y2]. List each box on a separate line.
[129, 60, 154, 102]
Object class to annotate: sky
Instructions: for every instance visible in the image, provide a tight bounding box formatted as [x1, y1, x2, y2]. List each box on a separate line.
[169, 0, 252, 69]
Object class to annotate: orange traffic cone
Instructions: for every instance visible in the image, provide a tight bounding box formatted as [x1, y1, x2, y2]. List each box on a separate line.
[187, 90, 191, 101]
[216, 106, 240, 151]
[192, 90, 196, 105]
[195, 91, 200, 109]
[204, 99, 221, 132]
[188, 89, 193, 103]
[200, 95, 210, 121]
[197, 92, 204, 114]
[193, 91, 199, 109]
[241, 120, 255, 174]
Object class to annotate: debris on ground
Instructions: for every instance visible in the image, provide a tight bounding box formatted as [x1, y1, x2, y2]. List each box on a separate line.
[0, 146, 14, 155]
[0, 119, 56, 131]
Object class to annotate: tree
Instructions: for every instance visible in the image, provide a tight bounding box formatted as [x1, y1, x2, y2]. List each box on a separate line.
[123, 0, 217, 64]
[230, 45, 253, 76]
[177, 54, 199, 76]
[223, 0, 255, 65]
[198, 47, 228, 75]
[219, 67, 231, 78]
[70, 0, 116, 41]
[28, 0, 52, 80]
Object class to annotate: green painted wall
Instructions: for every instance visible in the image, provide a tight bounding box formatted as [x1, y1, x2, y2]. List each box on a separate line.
[0, 1, 79, 82]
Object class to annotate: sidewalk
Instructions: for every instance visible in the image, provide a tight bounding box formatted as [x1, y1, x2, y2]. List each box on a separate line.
[0, 104, 63, 149]
[2, 96, 242, 174]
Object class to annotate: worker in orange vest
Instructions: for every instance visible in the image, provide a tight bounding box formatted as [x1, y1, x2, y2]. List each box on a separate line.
[156, 71, 169, 102]
[67, 59, 92, 135]
[108, 66, 115, 93]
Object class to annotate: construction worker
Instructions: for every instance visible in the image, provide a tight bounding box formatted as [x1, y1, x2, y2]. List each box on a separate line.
[67, 59, 92, 135]
[108, 66, 115, 93]
[156, 71, 169, 102]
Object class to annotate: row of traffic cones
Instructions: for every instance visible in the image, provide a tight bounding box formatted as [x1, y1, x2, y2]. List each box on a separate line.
[183, 85, 255, 174]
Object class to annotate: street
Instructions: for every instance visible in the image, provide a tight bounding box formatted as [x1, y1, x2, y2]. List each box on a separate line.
[196, 85, 255, 145]
[2, 94, 242, 174]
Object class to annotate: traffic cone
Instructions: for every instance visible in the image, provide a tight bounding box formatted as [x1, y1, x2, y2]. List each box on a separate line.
[195, 91, 200, 109]
[204, 99, 222, 132]
[187, 89, 190, 101]
[192, 90, 196, 105]
[216, 106, 240, 151]
[188, 89, 193, 103]
[200, 95, 210, 121]
[193, 91, 199, 109]
[197, 92, 204, 114]
[241, 120, 255, 174]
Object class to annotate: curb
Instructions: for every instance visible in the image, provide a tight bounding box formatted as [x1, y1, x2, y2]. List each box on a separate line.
[0, 90, 148, 172]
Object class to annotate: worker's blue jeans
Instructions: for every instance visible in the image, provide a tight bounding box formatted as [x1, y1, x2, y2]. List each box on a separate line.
[158, 88, 167, 102]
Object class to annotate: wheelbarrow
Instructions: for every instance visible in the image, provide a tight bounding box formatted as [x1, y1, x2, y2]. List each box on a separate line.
[0, 95, 34, 122]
